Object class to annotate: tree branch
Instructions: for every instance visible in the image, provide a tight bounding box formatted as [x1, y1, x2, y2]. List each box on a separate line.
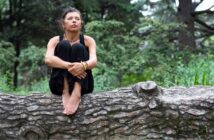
[194, 9, 214, 15]
[195, 27, 214, 34]
[195, 18, 214, 31]
[196, 32, 213, 39]
[193, 0, 204, 11]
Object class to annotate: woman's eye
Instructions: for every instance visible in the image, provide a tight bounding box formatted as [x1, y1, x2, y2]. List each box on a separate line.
[66, 17, 80, 21]
[75, 17, 80, 20]
[67, 17, 73, 20]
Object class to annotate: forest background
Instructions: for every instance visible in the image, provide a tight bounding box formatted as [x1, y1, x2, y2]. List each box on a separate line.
[0, 0, 214, 95]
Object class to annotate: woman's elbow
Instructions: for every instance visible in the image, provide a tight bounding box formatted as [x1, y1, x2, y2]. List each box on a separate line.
[93, 59, 97, 67]
[44, 56, 52, 66]
[94, 61, 97, 67]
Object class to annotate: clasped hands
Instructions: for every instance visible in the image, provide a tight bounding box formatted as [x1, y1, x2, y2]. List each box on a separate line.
[66, 62, 87, 79]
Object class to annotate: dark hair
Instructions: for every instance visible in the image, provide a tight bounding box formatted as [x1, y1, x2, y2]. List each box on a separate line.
[57, 7, 84, 31]
[61, 7, 82, 20]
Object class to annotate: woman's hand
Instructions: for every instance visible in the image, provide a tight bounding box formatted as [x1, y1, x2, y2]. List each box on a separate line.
[68, 62, 87, 79]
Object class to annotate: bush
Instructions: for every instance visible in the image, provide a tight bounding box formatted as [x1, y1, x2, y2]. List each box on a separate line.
[174, 54, 214, 86]
[14, 78, 50, 96]
[0, 73, 13, 93]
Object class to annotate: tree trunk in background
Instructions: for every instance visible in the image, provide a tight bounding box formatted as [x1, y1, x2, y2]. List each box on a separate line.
[177, 0, 196, 49]
[8, 0, 22, 88]
[13, 40, 20, 88]
[0, 81, 214, 140]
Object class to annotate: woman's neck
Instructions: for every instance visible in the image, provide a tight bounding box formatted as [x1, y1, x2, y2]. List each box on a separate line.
[64, 31, 80, 42]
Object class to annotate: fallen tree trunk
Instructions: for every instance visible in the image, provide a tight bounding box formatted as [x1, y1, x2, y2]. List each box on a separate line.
[0, 81, 214, 140]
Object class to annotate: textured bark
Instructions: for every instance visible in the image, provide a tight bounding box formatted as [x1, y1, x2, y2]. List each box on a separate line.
[177, 0, 196, 49]
[0, 81, 214, 140]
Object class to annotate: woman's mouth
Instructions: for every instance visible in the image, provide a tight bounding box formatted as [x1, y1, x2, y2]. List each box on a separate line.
[71, 25, 77, 28]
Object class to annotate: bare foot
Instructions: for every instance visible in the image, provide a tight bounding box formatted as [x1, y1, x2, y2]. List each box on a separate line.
[62, 90, 70, 109]
[63, 92, 81, 115]
[62, 77, 70, 112]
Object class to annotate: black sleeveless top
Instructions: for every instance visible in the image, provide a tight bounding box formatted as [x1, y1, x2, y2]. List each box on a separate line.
[59, 34, 89, 52]
[49, 34, 94, 95]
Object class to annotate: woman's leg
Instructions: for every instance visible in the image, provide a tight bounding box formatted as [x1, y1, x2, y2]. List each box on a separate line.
[64, 82, 81, 115]
[49, 40, 73, 110]
[53, 42, 93, 115]
[62, 77, 70, 111]
[64, 43, 89, 115]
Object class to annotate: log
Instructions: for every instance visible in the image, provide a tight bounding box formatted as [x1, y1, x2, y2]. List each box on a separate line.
[0, 81, 214, 140]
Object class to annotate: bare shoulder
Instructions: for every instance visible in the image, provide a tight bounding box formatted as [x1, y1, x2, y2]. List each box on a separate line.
[47, 36, 60, 48]
[84, 35, 96, 47]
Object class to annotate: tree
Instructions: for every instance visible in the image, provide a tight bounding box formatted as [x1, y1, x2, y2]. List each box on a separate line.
[98, 0, 142, 29]
[137, 0, 214, 49]
[177, 0, 196, 49]
[0, 0, 142, 89]
[193, 0, 214, 47]
[1, 0, 60, 88]
[0, 81, 214, 139]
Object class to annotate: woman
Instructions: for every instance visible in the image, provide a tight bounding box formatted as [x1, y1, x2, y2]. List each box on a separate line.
[45, 7, 97, 115]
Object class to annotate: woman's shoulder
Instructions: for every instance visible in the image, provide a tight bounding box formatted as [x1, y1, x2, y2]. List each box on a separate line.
[83, 35, 94, 40]
[47, 36, 60, 47]
[83, 35, 96, 46]
[49, 36, 60, 43]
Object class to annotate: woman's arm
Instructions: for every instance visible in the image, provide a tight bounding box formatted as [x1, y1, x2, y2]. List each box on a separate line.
[67, 35, 97, 78]
[44, 36, 71, 69]
[84, 35, 97, 69]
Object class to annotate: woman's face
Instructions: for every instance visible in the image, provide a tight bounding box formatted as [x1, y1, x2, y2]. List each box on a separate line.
[63, 12, 82, 32]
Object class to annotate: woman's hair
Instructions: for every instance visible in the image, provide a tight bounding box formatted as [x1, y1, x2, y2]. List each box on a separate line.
[57, 7, 84, 31]
[61, 7, 82, 20]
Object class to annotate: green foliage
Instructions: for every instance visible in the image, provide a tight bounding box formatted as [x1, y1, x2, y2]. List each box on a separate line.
[0, 41, 49, 95]
[0, 0, 214, 95]
[174, 54, 214, 86]
[119, 17, 178, 86]
[124, 17, 214, 87]
[18, 43, 47, 86]
[14, 78, 50, 96]
[0, 72, 13, 93]
[30, 78, 50, 93]
[85, 20, 142, 91]
[138, 49, 214, 87]
[0, 0, 6, 9]
[0, 40, 16, 73]
[102, 0, 142, 29]
[202, 35, 214, 52]
[122, 74, 145, 86]
[93, 68, 118, 92]
[0, 40, 15, 91]
[137, 17, 179, 46]
[136, 31, 214, 86]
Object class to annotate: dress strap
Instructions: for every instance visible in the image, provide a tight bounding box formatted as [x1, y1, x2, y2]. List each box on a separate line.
[59, 35, 63, 41]
[79, 34, 85, 46]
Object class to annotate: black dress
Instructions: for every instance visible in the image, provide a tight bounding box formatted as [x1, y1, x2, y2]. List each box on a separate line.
[49, 34, 94, 95]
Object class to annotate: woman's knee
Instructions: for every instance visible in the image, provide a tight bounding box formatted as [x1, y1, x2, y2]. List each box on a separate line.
[70, 43, 88, 61]
[56, 40, 70, 50]
[54, 40, 71, 60]
[71, 43, 86, 53]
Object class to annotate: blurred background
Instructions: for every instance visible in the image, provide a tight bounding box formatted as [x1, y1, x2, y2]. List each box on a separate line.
[0, 0, 214, 95]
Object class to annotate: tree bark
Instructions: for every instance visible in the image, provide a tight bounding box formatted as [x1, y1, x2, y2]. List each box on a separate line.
[177, 0, 196, 49]
[7, 0, 23, 88]
[0, 81, 214, 140]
